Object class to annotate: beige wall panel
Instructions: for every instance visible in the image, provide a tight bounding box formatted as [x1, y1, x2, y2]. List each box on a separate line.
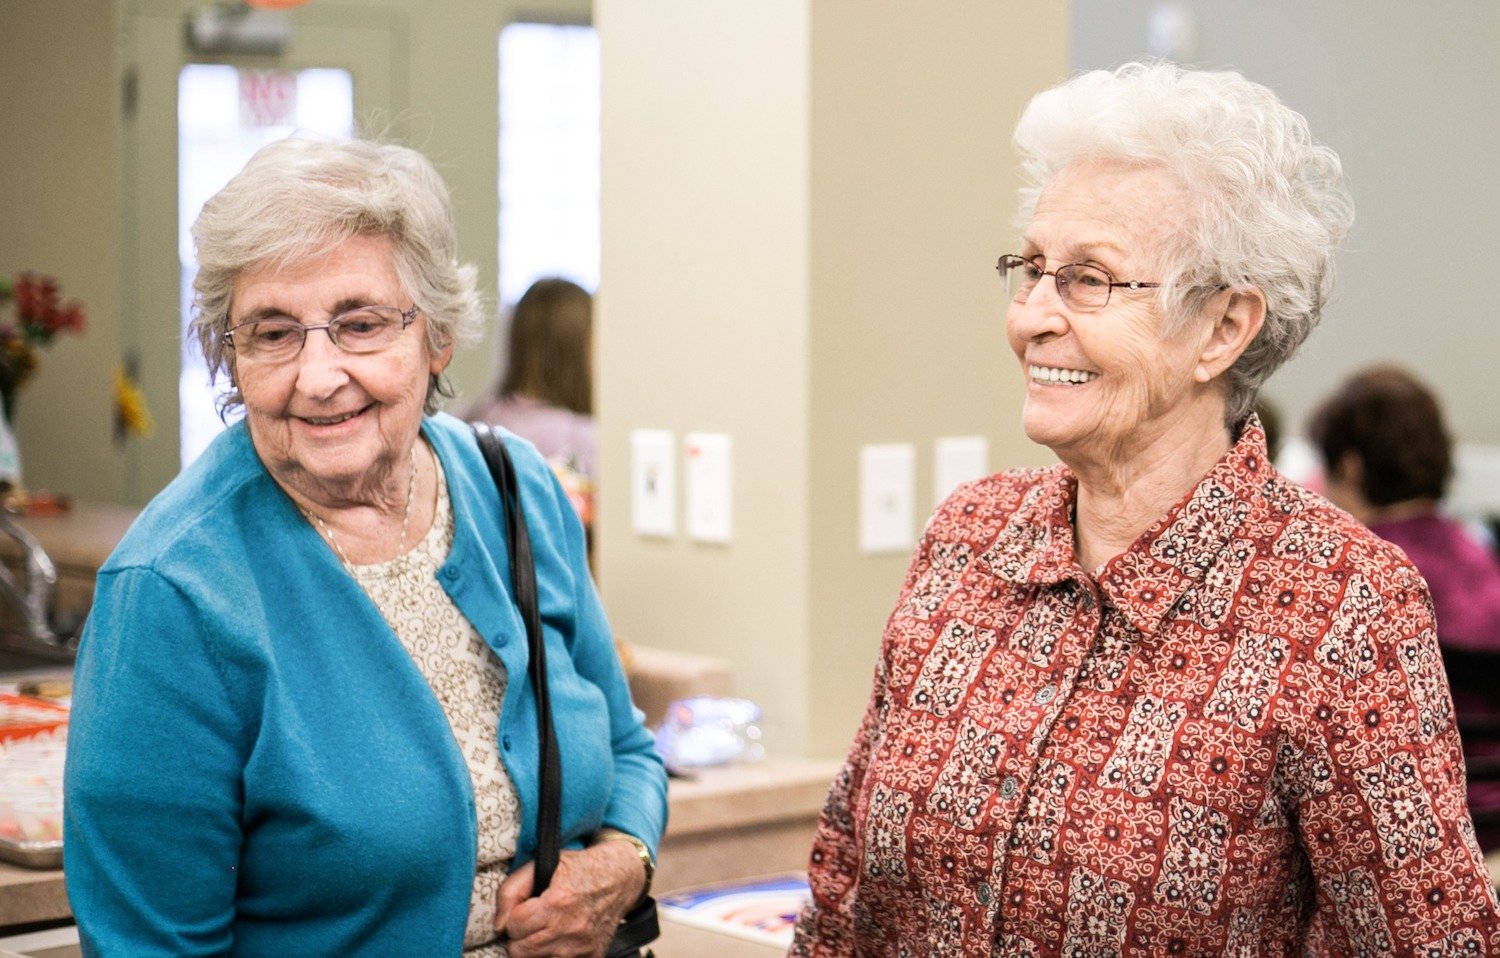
[597, 0, 814, 750]
[0, 0, 124, 503]
[805, 2, 1066, 757]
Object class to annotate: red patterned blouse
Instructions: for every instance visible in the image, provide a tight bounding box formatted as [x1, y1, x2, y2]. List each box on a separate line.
[792, 421, 1500, 956]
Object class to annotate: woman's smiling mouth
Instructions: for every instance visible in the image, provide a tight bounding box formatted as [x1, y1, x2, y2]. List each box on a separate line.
[298, 405, 371, 427]
[1029, 364, 1099, 385]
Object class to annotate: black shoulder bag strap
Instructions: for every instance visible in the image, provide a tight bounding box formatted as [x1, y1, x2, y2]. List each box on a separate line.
[473, 422, 563, 891]
[471, 423, 658, 957]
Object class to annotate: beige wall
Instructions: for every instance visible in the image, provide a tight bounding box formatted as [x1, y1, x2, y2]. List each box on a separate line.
[597, 1, 1065, 756]
[0, 0, 124, 503]
[596, 0, 815, 751]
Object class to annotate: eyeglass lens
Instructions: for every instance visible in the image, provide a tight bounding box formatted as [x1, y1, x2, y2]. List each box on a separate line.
[1000, 257, 1115, 311]
[232, 306, 410, 361]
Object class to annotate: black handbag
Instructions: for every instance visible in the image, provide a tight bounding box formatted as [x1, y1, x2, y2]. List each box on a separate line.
[473, 423, 660, 958]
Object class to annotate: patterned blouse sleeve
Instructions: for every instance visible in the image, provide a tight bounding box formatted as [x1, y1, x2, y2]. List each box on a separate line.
[788, 659, 888, 956]
[790, 523, 939, 955]
[1285, 559, 1500, 953]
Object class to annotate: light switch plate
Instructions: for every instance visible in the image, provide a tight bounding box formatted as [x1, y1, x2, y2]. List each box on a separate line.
[860, 443, 916, 554]
[934, 435, 989, 505]
[685, 432, 733, 544]
[631, 429, 676, 537]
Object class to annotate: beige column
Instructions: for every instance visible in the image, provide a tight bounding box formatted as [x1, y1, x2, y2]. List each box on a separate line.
[597, 2, 1066, 757]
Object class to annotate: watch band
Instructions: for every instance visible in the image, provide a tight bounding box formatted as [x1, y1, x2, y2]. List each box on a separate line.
[597, 830, 655, 897]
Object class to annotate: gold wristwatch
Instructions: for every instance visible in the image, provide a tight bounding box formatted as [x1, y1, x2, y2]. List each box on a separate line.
[598, 830, 655, 897]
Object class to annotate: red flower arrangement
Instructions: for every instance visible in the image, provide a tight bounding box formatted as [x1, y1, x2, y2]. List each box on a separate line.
[0, 273, 86, 419]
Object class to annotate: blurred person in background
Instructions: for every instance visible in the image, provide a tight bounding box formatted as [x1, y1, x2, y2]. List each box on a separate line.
[1308, 364, 1500, 648]
[468, 278, 596, 533]
[1309, 363, 1500, 850]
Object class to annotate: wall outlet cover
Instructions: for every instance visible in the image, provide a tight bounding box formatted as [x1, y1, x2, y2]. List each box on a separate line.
[860, 443, 916, 555]
[631, 428, 677, 538]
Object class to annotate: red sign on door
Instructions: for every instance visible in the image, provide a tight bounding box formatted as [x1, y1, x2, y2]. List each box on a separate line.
[239, 70, 297, 128]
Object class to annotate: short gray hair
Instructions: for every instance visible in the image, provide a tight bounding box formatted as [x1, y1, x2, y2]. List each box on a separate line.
[191, 135, 483, 414]
[1013, 61, 1355, 425]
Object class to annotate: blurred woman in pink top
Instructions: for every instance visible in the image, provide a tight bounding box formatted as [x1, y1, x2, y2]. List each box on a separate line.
[1309, 363, 1500, 849]
[1308, 365, 1500, 650]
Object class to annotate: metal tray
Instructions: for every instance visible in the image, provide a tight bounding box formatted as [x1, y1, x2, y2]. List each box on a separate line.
[0, 836, 62, 869]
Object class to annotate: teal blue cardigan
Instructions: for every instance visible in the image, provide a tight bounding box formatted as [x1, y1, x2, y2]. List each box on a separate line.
[64, 413, 667, 957]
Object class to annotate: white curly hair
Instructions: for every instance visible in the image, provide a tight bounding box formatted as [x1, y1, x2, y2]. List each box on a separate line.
[1013, 61, 1355, 425]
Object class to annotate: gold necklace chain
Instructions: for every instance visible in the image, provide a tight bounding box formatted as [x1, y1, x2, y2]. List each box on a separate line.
[302, 445, 419, 569]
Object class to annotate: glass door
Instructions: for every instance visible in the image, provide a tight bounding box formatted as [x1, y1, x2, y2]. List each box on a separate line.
[176, 64, 356, 466]
[121, 6, 401, 501]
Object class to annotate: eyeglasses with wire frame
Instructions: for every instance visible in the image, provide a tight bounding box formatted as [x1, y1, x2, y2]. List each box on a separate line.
[997, 254, 1160, 312]
[227, 304, 420, 362]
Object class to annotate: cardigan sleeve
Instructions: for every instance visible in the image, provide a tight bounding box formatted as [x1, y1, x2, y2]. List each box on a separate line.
[64, 566, 247, 957]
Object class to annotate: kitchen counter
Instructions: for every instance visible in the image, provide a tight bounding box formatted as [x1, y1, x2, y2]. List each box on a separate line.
[0, 502, 137, 574]
[0, 756, 838, 933]
[0, 863, 66, 930]
[655, 756, 837, 893]
[0, 500, 135, 931]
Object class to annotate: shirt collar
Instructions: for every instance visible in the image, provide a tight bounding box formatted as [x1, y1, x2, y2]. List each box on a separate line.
[980, 415, 1273, 637]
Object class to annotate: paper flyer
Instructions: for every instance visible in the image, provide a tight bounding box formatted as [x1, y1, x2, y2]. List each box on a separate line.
[657, 872, 810, 946]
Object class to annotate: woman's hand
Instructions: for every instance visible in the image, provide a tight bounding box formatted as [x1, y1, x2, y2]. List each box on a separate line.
[495, 840, 646, 958]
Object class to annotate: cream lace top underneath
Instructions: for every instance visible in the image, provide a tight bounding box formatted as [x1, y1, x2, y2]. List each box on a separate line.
[344, 452, 518, 955]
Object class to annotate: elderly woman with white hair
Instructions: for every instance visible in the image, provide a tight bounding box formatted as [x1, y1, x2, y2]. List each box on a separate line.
[793, 62, 1500, 956]
[64, 136, 665, 957]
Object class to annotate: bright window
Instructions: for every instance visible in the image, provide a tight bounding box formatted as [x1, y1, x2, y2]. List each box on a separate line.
[498, 23, 601, 305]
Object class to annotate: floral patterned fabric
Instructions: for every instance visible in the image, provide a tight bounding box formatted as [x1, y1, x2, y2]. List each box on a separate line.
[793, 420, 1500, 956]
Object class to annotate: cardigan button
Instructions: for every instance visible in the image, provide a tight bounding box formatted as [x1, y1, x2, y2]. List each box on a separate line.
[977, 882, 993, 905]
[502, 734, 513, 750]
[1034, 685, 1056, 705]
[999, 775, 1019, 799]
